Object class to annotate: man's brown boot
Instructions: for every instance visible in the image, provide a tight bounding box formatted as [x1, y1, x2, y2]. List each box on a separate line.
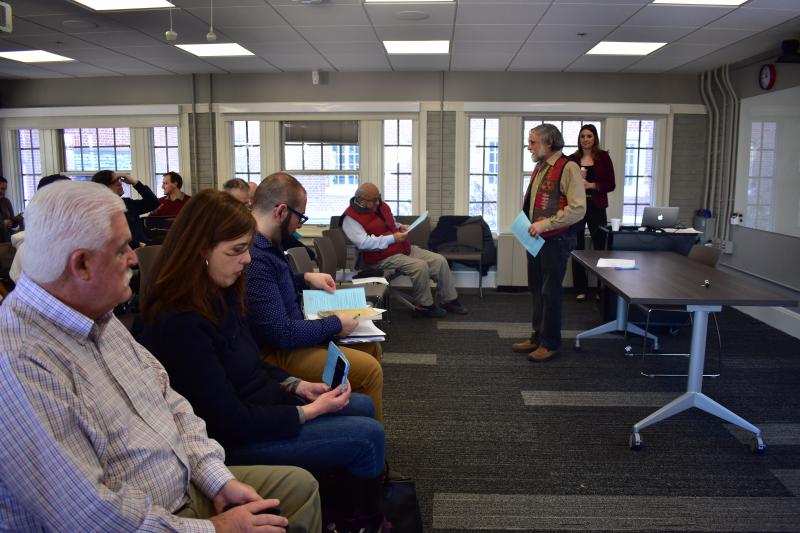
[512, 339, 538, 353]
[527, 345, 558, 362]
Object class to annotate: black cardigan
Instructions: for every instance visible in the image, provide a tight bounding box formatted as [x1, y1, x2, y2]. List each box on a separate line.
[137, 293, 303, 447]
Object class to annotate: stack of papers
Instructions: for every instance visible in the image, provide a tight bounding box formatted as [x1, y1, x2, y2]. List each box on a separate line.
[405, 211, 429, 234]
[596, 258, 638, 270]
[302, 287, 386, 343]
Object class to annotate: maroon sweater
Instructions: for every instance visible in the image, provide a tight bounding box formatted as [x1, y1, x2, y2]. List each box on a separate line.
[568, 150, 615, 209]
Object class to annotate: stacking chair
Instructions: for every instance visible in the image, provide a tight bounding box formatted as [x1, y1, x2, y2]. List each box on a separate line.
[286, 246, 316, 275]
[134, 244, 163, 304]
[396, 215, 431, 249]
[629, 244, 724, 378]
[438, 220, 485, 297]
[314, 236, 389, 315]
[322, 227, 350, 280]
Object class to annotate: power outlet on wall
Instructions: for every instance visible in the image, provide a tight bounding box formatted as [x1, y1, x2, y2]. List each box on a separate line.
[723, 240, 734, 254]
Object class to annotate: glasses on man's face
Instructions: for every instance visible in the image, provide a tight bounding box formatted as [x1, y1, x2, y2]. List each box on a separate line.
[276, 203, 309, 225]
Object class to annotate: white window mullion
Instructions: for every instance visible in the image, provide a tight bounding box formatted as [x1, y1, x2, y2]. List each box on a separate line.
[359, 120, 382, 189]
[604, 117, 627, 220]
[1, 127, 23, 210]
[498, 115, 522, 234]
[262, 120, 281, 178]
[131, 127, 154, 199]
[39, 129, 62, 177]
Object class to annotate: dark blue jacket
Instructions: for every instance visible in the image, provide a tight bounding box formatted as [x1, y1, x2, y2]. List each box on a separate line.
[246, 233, 341, 350]
[137, 290, 303, 447]
[125, 181, 159, 248]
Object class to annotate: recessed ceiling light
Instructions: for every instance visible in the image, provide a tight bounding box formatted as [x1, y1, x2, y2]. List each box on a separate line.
[384, 40, 449, 54]
[0, 50, 76, 63]
[652, 0, 747, 5]
[71, 0, 175, 10]
[586, 41, 667, 56]
[176, 43, 254, 57]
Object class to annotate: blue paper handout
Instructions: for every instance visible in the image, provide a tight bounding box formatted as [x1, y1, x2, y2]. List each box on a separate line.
[511, 211, 545, 257]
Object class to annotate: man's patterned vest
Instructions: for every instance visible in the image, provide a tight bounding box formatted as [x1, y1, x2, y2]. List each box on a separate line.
[523, 156, 570, 238]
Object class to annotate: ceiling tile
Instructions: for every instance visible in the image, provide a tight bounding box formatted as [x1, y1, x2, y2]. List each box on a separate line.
[508, 51, 583, 71]
[451, 53, 515, 71]
[518, 40, 594, 56]
[79, 31, 164, 47]
[0, 61, 72, 79]
[540, 3, 642, 26]
[387, 55, 451, 71]
[226, 27, 306, 44]
[324, 53, 392, 71]
[709, 8, 800, 31]
[185, 6, 284, 27]
[605, 25, 695, 42]
[456, 3, 548, 25]
[174, 0, 269, 6]
[201, 56, 280, 73]
[295, 26, 377, 44]
[527, 25, 616, 43]
[625, 5, 734, 27]
[10, 0, 83, 18]
[678, 27, 758, 46]
[453, 42, 521, 54]
[2, 32, 98, 51]
[58, 47, 172, 73]
[313, 42, 382, 54]
[8, 17, 69, 37]
[373, 25, 453, 41]
[364, 3, 455, 26]
[24, 13, 129, 33]
[744, 0, 800, 8]
[454, 24, 533, 43]
[247, 41, 319, 55]
[265, 0, 361, 5]
[40, 62, 121, 77]
[271, 4, 370, 27]
[566, 54, 640, 72]
[264, 53, 332, 71]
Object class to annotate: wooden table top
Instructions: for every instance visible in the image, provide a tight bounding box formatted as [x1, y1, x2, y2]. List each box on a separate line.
[571, 250, 798, 308]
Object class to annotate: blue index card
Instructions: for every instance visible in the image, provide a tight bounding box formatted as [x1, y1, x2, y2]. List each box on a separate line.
[511, 211, 545, 257]
[405, 211, 429, 233]
[303, 287, 368, 318]
[322, 342, 350, 389]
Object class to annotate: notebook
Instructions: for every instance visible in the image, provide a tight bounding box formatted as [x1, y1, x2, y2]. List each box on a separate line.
[641, 207, 679, 229]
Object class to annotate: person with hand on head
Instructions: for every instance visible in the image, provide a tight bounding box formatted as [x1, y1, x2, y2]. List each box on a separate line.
[341, 182, 468, 318]
[0, 176, 24, 243]
[92, 169, 159, 248]
[0, 180, 321, 533]
[224, 178, 252, 205]
[247, 173, 386, 422]
[137, 189, 386, 524]
[568, 125, 616, 303]
[152, 171, 191, 216]
[512, 123, 586, 362]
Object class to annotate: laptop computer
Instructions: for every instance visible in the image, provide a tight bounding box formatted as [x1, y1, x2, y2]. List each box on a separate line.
[641, 206, 679, 230]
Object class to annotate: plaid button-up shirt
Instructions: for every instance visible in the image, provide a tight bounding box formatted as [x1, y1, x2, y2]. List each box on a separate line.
[0, 275, 234, 532]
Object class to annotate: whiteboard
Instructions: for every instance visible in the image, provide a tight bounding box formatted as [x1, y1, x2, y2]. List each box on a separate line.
[734, 85, 800, 238]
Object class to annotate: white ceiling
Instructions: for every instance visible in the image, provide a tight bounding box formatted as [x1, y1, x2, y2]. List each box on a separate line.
[0, 0, 798, 79]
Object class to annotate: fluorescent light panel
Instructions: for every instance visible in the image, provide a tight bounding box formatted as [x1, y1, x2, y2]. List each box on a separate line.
[176, 43, 254, 57]
[384, 40, 449, 54]
[71, 0, 175, 10]
[0, 50, 75, 63]
[652, 0, 746, 5]
[586, 41, 666, 56]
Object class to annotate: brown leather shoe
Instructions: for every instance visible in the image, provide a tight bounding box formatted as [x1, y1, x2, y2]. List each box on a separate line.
[527, 345, 558, 362]
[512, 339, 539, 353]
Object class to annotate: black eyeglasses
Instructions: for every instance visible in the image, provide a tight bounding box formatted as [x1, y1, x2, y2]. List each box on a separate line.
[276, 203, 308, 224]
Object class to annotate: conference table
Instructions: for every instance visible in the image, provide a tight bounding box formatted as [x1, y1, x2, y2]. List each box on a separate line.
[571, 249, 798, 453]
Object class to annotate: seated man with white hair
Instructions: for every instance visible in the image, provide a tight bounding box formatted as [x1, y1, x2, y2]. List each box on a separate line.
[0, 180, 321, 532]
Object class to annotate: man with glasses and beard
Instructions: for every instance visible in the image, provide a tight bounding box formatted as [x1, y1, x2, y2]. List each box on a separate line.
[246, 173, 385, 422]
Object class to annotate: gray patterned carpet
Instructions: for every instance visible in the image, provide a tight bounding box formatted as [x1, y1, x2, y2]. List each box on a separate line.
[379, 290, 800, 532]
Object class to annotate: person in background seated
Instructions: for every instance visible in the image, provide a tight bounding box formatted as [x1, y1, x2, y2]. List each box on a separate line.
[0, 176, 24, 243]
[9, 174, 71, 283]
[512, 124, 585, 362]
[0, 180, 321, 533]
[247, 173, 385, 421]
[224, 178, 251, 205]
[568, 124, 615, 303]
[92, 170, 159, 248]
[137, 189, 385, 522]
[341, 182, 468, 318]
[152, 171, 191, 216]
[248, 180, 258, 209]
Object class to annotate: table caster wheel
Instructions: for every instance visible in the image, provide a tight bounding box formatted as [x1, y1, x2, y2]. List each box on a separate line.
[749, 436, 766, 455]
[629, 432, 642, 450]
[624, 345, 633, 357]
[574, 342, 582, 352]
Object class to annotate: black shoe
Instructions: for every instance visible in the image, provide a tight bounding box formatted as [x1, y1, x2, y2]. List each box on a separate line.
[441, 299, 468, 315]
[413, 305, 446, 318]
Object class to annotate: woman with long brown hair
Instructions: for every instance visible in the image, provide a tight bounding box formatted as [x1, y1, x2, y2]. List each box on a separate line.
[137, 190, 385, 518]
[568, 124, 616, 302]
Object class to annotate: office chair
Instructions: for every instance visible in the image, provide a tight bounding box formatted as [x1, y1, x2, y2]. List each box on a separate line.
[321, 228, 350, 281]
[626, 244, 724, 378]
[134, 244, 163, 303]
[286, 246, 316, 275]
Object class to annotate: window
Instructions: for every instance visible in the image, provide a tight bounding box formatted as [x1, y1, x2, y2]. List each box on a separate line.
[233, 120, 261, 183]
[521, 119, 602, 194]
[63, 127, 132, 194]
[745, 121, 776, 231]
[283, 121, 359, 225]
[623, 119, 655, 225]
[383, 119, 413, 216]
[18, 129, 41, 207]
[153, 126, 180, 183]
[468, 117, 499, 231]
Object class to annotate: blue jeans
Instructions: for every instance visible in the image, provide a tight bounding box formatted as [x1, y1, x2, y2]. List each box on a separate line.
[225, 393, 385, 479]
[526, 233, 576, 350]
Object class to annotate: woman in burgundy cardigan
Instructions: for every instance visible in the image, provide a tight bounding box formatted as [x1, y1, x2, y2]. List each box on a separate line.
[568, 124, 616, 302]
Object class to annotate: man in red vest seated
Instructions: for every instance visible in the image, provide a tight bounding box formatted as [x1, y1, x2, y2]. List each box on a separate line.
[341, 183, 467, 318]
[512, 124, 586, 362]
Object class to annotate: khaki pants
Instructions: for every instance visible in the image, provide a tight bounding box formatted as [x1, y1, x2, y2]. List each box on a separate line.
[376, 245, 458, 307]
[177, 465, 321, 533]
[262, 342, 384, 421]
